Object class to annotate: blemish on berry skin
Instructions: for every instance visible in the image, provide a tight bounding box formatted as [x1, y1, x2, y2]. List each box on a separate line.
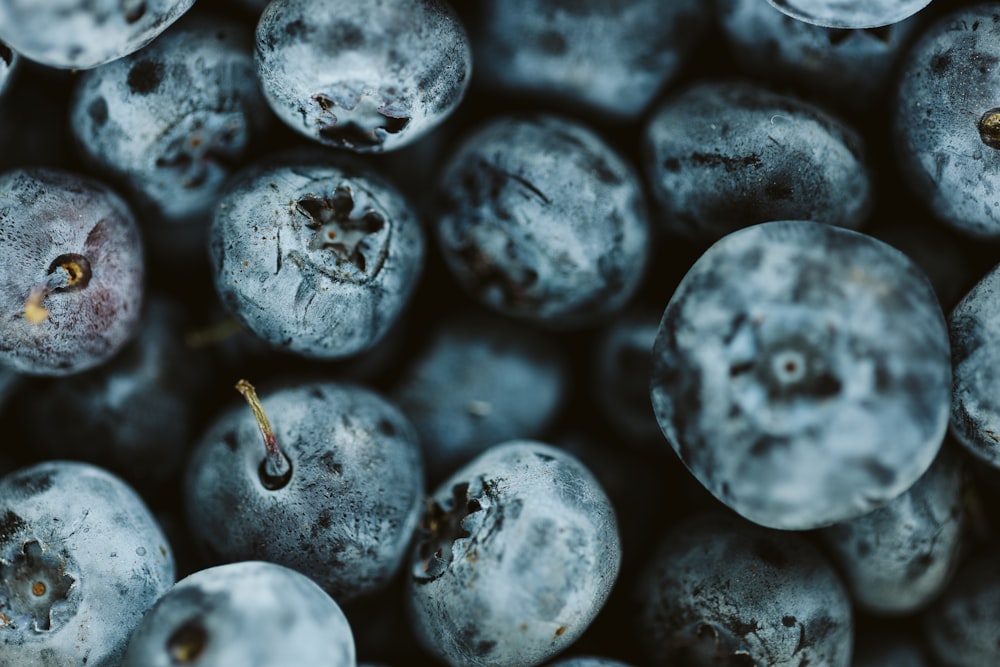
[978, 108, 1000, 149]
[127, 60, 165, 95]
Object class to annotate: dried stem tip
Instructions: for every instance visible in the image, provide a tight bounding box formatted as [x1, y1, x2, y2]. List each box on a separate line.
[235, 379, 290, 482]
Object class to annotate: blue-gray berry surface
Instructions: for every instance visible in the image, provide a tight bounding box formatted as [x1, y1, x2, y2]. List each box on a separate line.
[636, 510, 853, 667]
[185, 381, 424, 602]
[949, 259, 1000, 469]
[766, 0, 934, 28]
[923, 545, 1000, 667]
[392, 312, 568, 481]
[462, 0, 709, 122]
[0, 168, 145, 377]
[121, 561, 356, 667]
[0, 0, 194, 69]
[436, 114, 651, 329]
[407, 441, 621, 667]
[651, 220, 951, 530]
[818, 446, 965, 614]
[716, 0, 920, 113]
[255, 0, 471, 153]
[643, 81, 872, 242]
[895, 3, 1000, 238]
[70, 15, 271, 255]
[209, 156, 425, 360]
[0, 461, 175, 667]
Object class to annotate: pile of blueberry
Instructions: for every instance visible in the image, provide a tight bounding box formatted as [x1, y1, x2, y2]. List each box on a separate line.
[2, 0, 1000, 665]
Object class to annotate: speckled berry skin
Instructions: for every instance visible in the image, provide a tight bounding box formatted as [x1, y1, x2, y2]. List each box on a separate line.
[185, 381, 424, 602]
[651, 221, 951, 530]
[436, 114, 651, 329]
[948, 260, 1000, 469]
[462, 0, 709, 122]
[407, 441, 620, 667]
[766, 0, 933, 28]
[0, 461, 175, 667]
[392, 313, 568, 482]
[122, 561, 356, 667]
[819, 446, 965, 614]
[923, 545, 1000, 667]
[716, 0, 920, 113]
[643, 81, 872, 242]
[255, 0, 471, 153]
[0, 0, 194, 70]
[0, 168, 145, 376]
[636, 510, 853, 667]
[209, 157, 424, 360]
[894, 4, 1000, 239]
[70, 15, 271, 249]
[17, 298, 211, 491]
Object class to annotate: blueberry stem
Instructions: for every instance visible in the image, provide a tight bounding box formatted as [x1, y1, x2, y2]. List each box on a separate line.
[235, 379, 290, 482]
[23, 267, 72, 324]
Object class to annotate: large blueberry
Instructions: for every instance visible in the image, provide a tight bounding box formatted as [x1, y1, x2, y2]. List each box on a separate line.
[407, 441, 620, 667]
[463, 0, 709, 122]
[643, 81, 872, 243]
[0, 461, 175, 667]
[436, 114, 651, 328]
[255, 0, 471, 153]
[895, 4, 1000, 238]
[0, 168, 145, 376]
[636, 510, 853, 667]
[0, 0, 194, 69]
[209, 156, 424, 360]
[766, 0, 933, 28]
[185, 380, 424, 602]
[651, 220, 951, 530]
[71, 15, 271, 260]
[949, 259, 1000, 469]
[122, 561, 355, 667]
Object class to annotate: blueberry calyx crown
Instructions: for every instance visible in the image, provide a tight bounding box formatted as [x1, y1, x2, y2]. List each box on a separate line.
[312, 93, 410, 150]
[0, 539, 76, 633]
[154, 115, 245, 190]
[413, 481, 483, 583]
[978, 108, 1000, 150]
[296, 183, 387, 275]
[235, 379, 292, 490]
[23, 254, 93, 325]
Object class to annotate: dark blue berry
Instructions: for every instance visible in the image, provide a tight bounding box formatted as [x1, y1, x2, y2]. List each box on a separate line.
[766, 0, 933, 29]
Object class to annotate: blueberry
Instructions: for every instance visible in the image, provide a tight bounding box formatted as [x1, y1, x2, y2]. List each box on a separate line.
[818, 445, 966, 614]
[765, 0, 933, 29]
[185, 379, 424, 602]
[462, 0, 710, 122]
[923, 544, 1000, 667]
[121, 561, 356, 667]
[0, 168, 145, 376]
[392, 312, 568, 481]
[436, 114, 652, 328]
[894, 4, 1000, 238]
[0, 40, 18, 99]
[948, 259, 1000, 469]
[651, 220, 951, 530]
[547, 658, 634, 667]
[255, 0, 471, 152]
[15, 298, 212, 491]
[643, 81, 873, 243]
[407, 441, 621, 667]
[70, 15, 272, 261]
[591, 308, 663, 446]
[209, 155, 425, 360]
[0, 461, 175, 666]
[0, 0, 194, 69]
[716, 0, 920, 113]
[636, 509, 853, 667]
